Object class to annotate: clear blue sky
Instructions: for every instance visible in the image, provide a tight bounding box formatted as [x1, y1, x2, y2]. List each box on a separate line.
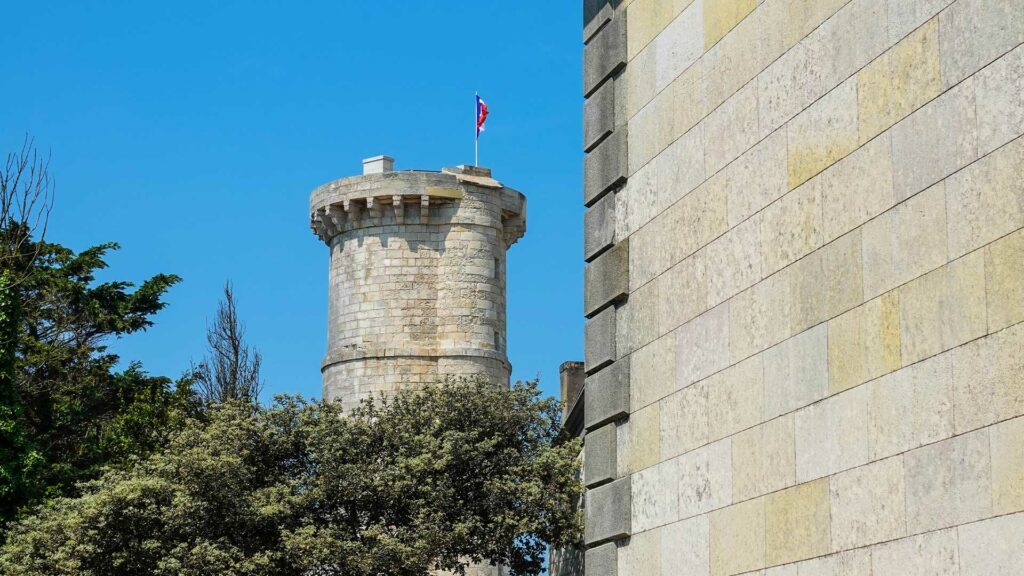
[0, 1, 584, 402]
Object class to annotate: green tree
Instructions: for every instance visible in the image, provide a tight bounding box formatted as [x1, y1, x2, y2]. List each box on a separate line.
[0, 379, 583, 576]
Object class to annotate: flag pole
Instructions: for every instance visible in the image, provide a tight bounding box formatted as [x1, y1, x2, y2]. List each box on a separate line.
[474, 92, 479, 167]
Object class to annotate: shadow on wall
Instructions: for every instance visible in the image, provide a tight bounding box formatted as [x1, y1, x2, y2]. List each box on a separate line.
[584, 0, 622, 29]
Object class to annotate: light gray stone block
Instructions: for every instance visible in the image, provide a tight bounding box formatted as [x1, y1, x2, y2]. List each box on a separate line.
[958, 512, 1024, 576]
[585, 356, 630, 430]
[585, 307, 617, 375]
[584, 78, 616, 153]
[584, 192, 616, 262]
[939, 0, 1024, 90]
[584, 542, 617, 576]
[585, 423, 618, 488]
[585, 238, 629, 317]
[585, 477, 632, 546]
[903, 429, 992, 534]
[584, 128, 627, 207]
[583, 14, 625, 97]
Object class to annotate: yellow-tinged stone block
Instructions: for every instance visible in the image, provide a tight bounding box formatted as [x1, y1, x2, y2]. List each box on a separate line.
[991, 416, 1024, 515]
[627, 0, 676, 59]
[710, 497, 766, 576]
[732, 414, 796, 501]
[828, 293, 901, 394]
[657, 62, 706, 152]
[782, 0, 849, 48]
[787, 79, 860, 189]
[628, 403, 661, 473]
[857, 17, 942, 141]
[765, 478, 832, 565]
[704, 0, 756, 50]
[985, 228, 1024, 333]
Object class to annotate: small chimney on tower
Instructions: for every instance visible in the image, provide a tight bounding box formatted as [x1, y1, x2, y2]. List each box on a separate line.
[362, 155, 394, 175]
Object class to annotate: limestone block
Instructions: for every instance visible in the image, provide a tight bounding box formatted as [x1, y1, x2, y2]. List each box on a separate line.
[622, 44, 656, 121]
[765, 478, 831, 566]
[787, 77, 860, 189]
[890, 78, 977, 202]
[817, 133, 896, 246]
[584, 128, 628, 206]
[630, 333, 678, 410]
[585, 191, 617, 262]
[586, 357, 631, 430]
[652, 122, 706, 213]
[781, 0, 849, 48]
[656, 62, 706, 152]
[584, 14, 626, 97]
[656, 252, 708, 337]
[583, 0, 614, 44]
[866, 352, 954, 461]
[706, 354, 764, 442]
[898, 250, 986, 366]
[586, 307, 618, 374]
[957, 512, 1024, 576]
[662, 181, 728, 265]
[703, 0, 783, 113]
[729, 268, 791, 363]
[760, 180, 822, 275]
[627, 100, 660, 173]
[617, 527, 660, 576]
[795, 385, 869, 483]
[991, 416, 1024, 515]
[709, 497, 766, 576]
[861, 181, 948, 300]
[987, 229, 1024, 336]
[626, 403, 660, 472]
[677, 439, 733, 518]
[886, 0, 953, 43]
[757, 39, 826, 138]
[626, 218, 666, 291]
[802, 549, 872, 576]
[704, 81, 760, 176]
[618, 286, 658, 356]
[654, 1, 704, 93]
[659, 516, 710, 576]
[870, 529, 960, 576]
[586, 423, 619, 488]
[731, 413, 796, 501]
[763, 325, 828, 420]
[810, 0, 888, 89]
[706, 217, 761, 307]
[625, 0, 674, 60]
[829, 456, 906, 551]
[585, 79, 616, 153]
[586, 477, 632, 546]
[976, 45, 1024, 156]
[827, 293, 901, 395]
[584, 542, 617, 576]
[703, 0, 755, 49]
[938, 0, 1024, 90]
[632, 458, 679, 532]
[676, 304, 731, 389]
[903, 428, 992, 534]
[659, 379, 708, 459]
[585, 239, 629, 317]
[951, 323, 1024, 433]
[856, 17, 941, 142]
[721, 130, 788, 228]
[945, 135, 1024, 260]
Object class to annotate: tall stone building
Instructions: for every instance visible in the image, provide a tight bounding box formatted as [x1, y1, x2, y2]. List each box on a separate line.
[310, 156, 526, 411]
[571, 0, 1024, 575]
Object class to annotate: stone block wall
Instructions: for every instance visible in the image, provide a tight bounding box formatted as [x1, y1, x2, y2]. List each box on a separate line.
[578, 0, 1024, 574]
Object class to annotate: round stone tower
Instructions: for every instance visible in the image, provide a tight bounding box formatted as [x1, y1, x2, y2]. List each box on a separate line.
[309, 156, 527, 410]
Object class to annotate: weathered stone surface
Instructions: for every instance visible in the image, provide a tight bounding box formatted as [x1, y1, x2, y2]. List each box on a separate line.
[625, 0, 674, 60]
[886, 0, 953, 43]
[585, 239, 629, 317]
[789, 229, 864, 335]
[706, 216, 761, 306]
[827, 293, 901, 395]
[677, 439, 732, 518]
[757, 36, 825, 137]
[703, 0, 755, 50]
[951, 323, 1024, 434]
[986, 223, 1024, 333]
[871, 528, 960, 576]
[584, 14, 626, 97]
[626, 403, 660, 473]
[659, 516, 709, 576]
[765, 478, 831, 565]
[704, 81, 760, 176]
[763, 325, 828, 420]
[584, 128, 628, 206]
[585, 477, 632, 546]
[991, 416, 1024, 515]
[586, 356, 631, 430]
[938, 0, 1024, 90]
[586, 423, 619, 488]
[706, 354, 763, 442]
[945, 135, 1024, 260]
[585, 192, 617, 262]
[656, 62, 706, 155]
[760, 179, 823, 275]
[719, 130, 788, 228]
[586, 307, 618, 374]
[957, 510, 1024, 576]
[659, 379, 708, 459]
[585, 79, 616, 153]
[709, 497, 765, 576]
[903, 428, 992, 534]
[816, 133, 895, 246]
[787, 77, 860, 189]
[729, 269, 791, 363]
[584, 542, 617, 576]
[583, 0, 615, 44]
[795, 385, 869, 483]
[632, 458, 679, 532]
[829, 456, 906, 551]
[656, 253, 708, 337]
[731, 413, 796, 502]
[630, 334, 678, 410]
[676, 304, 731, 389]
[975, 44, 1024, 156]
[890, 78, 978, 202]
[867, 352, 954, 461]
[618, 527, 660, 576]
[653, 1, 704, 92]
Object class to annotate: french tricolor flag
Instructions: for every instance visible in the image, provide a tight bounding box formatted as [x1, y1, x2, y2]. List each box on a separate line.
[476, 94, 488, 138]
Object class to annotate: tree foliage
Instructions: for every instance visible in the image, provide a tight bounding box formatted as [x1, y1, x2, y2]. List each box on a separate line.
[193, 282, 262, 406]
[0, 379, 583, 576]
